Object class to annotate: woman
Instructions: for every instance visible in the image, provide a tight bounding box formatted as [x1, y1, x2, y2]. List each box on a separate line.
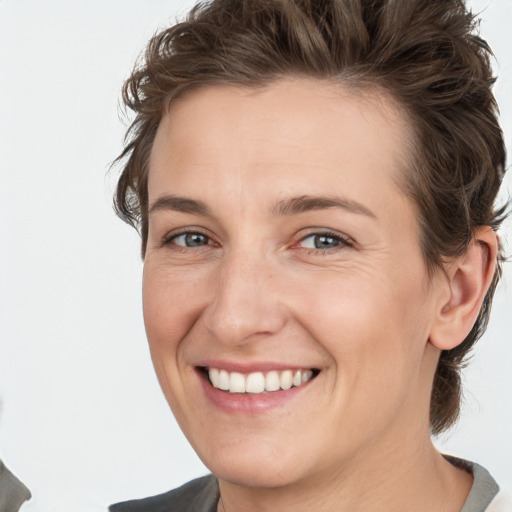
[109, 0, 509, 510]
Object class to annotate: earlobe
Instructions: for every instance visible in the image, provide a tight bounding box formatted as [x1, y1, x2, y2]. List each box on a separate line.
[429, 227, 498, 351]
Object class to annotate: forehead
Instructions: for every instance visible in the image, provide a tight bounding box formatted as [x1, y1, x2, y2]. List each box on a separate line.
[148, 79, 413, 211]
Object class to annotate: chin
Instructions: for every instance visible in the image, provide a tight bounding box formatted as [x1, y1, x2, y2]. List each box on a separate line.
[197, 440, 309, 488]
[210, 458, 302, 489]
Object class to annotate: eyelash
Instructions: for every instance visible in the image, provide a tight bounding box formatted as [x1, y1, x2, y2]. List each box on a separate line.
[295, 230, 353, 255]
[161, 229, 353, 254]
[161, 229, 215, 250]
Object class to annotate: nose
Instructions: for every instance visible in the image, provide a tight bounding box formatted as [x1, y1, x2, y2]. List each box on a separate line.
[203, 249, 287, 347]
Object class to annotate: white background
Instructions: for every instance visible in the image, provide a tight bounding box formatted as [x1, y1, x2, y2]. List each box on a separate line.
[0, 1, 510, 510]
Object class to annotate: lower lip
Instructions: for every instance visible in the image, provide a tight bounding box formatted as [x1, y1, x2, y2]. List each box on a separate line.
[197, 370, 315, 414]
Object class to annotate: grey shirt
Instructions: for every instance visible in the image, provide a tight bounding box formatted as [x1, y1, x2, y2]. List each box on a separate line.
[0, 459, 31, 512]
[109, 459, 501, 512]
[461, 463, 500, 512]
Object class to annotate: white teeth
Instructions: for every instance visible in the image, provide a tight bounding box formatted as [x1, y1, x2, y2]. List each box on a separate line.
[265, 371, 281, 392]
[207, 368, 316, 394]
[302, 370, 313, 383]
[229, 372, 246, 393]
[209, 368, 219, 388]
[280, 370, 293, 390]
[245, 372, 265, 393]
[218, 369, 230, 391]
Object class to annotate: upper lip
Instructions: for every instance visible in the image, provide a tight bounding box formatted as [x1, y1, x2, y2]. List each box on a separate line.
[195, 360, 319, 374]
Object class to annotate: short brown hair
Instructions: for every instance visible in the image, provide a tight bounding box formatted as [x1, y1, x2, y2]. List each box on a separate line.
[114, 0, 507, 434]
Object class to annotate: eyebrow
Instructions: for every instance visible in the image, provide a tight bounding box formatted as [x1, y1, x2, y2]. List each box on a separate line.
[272, 195, 376, 218]
[149, 195, 211, 216]
[148, 194, 375, 219]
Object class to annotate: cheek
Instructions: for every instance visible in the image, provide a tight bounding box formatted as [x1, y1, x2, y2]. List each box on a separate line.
[141, 265, 204, 419]
[143, 261, 199, 331]
[295, 267, 432, 385]
[142, 264, 204, 370]
[302, 279, 432, 440]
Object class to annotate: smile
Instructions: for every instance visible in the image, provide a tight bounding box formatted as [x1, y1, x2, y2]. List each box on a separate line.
[206, 368, 316, 394]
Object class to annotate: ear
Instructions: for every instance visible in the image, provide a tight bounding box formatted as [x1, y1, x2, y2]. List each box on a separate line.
[429, 227, 498, 351]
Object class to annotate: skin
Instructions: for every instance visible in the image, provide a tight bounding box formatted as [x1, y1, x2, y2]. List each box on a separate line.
[142, 79, 490, 511]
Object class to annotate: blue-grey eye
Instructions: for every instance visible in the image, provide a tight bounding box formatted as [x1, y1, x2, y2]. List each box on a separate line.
[300, 234, 344, 249]
[173, 233, 210, 247]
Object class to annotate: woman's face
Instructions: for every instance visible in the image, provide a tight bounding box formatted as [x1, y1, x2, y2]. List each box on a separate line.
[143, 79, 444, 488]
